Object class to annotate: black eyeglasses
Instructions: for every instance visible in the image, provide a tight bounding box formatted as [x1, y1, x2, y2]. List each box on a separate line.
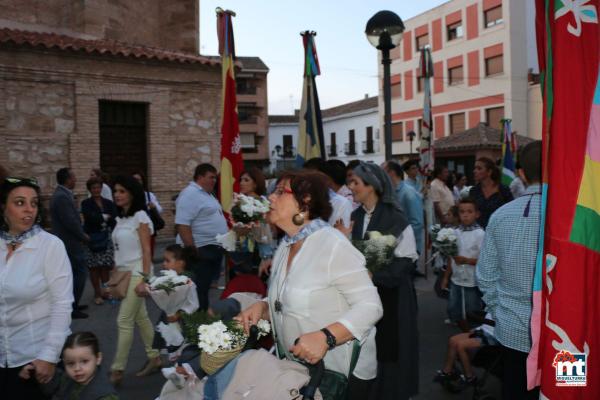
[5, 177, 39, 187]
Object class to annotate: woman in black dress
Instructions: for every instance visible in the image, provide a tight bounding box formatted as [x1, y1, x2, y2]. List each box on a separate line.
[81, 177, 117, 305]
[469, 157, 513, 228]
[347, 162, 419, 400]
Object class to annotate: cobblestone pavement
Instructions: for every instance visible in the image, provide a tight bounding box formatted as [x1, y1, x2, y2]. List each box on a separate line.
[73, 241, 500, 400]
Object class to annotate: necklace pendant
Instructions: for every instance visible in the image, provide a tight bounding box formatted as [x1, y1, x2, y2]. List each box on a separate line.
[274, 300, 282, 312]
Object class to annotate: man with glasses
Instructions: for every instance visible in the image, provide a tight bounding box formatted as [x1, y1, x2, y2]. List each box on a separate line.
[50, 167, 90, 319]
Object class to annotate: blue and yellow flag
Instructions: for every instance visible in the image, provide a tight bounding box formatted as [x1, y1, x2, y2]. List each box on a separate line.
[296, 31, 325, 166]
[500, 118, 516, 186]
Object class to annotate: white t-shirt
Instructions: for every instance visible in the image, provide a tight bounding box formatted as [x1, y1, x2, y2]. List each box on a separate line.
[450, 227, 485, 287]
[112, 210, 154, 273]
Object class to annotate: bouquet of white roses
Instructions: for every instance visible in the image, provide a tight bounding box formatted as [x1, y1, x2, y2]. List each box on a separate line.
[352, 231, 397, 273]
[148, 270, 199, 348]
[197, 319, 271, 374]
[230, 193, 270, 225]
[430, 224, 459, 257]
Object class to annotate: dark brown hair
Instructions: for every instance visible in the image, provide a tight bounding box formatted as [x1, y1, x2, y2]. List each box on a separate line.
[62, 331, 100, 357]
[458, 196, 479, 210]
[278, 170, 332, 222]
[241, 168, 266, 196]
[86, 177, 103, 191]
[165, 244, 198, 270]
[476, 157, 501, 184]
[0, 178, 43, 231]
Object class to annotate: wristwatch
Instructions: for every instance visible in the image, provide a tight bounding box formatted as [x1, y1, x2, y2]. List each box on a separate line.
[321, 328, 337, 350]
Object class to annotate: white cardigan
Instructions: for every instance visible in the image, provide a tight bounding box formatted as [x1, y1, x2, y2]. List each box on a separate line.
[268, 226, 383, 380]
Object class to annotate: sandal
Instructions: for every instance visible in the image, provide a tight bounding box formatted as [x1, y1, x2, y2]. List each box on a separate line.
[94, 297, 104, 305]
[135, 356, 162, 377]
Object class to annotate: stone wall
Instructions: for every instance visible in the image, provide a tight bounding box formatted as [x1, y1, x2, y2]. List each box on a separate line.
[0, 47, 222, 237]
[0, 0, 198, 53]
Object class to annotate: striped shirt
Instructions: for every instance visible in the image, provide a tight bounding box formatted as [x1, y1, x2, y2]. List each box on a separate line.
[476, 184, 541, 353]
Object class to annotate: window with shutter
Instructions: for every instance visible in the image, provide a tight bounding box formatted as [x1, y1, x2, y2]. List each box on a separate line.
[484, 6, 503, 28]
[392, 122, 404, 141]
[447, 21, 463, 41]
[392, 82, 402, 98]
[485, 55, 503, 76]
[485, 107, 505, 127]
[416, 33, 429, 51]
[449, 113, 466, 134]
[449, 65, 464, 85]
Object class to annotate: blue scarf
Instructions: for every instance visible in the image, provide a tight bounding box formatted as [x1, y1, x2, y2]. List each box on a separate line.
[281, 218, 329, 246]
[0, 224, 42, 247]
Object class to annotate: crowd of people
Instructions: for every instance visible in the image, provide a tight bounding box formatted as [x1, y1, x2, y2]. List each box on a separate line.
[0, 140, 542, 400]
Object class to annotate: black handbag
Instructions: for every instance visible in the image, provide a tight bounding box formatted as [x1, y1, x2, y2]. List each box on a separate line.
[146, 192, 165, 231]
[89, 231, 109, 253]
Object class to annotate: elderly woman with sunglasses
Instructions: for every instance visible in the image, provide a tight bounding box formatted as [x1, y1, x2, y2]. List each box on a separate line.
[0, 177, 73, 399]
[237, 171, 383, 399]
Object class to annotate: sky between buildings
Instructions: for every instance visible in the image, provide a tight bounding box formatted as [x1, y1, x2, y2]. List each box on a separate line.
[200, 0, 449, 115]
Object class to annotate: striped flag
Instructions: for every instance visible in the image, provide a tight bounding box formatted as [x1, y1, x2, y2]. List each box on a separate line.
[500, 118, 517, 186]
[217, 8, 244, 213]
[419, 47, 434, 173]
[296, 31, 325, 166]
[529, 0, 600, 397]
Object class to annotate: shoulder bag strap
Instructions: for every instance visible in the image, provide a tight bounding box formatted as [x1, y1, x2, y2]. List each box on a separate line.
[348, 340, 361, 377]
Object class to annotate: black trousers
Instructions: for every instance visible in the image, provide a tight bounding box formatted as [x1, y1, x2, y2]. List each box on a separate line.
[192, 245, 224, 311]
[501, 345, 540, 400]
[348, 375, 374, 400]
[0, 365, 49, 400]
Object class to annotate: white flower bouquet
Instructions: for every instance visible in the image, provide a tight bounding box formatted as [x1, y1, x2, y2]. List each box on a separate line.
[197, 319, 270, 375]
[230, 193, 270, 225]
[352, 231, 397, 273]
[148, 270, 199, 347]
[430, 224, 459, 257]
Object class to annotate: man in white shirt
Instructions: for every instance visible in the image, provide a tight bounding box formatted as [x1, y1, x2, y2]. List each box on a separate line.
[175, 163, 228, 310]
[430, 165, 455, 225]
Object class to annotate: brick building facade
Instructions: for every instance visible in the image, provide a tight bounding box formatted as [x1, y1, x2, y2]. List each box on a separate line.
[0, 0, 245, 236]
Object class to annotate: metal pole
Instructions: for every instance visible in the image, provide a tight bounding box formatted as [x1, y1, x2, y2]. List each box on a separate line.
[382, 47, 392, 162]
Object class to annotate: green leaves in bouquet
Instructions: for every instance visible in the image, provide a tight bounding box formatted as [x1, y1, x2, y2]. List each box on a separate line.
[181, 311, 220, 345]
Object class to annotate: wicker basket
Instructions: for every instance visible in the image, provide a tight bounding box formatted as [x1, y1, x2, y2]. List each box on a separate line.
[200, 346, 243, 375]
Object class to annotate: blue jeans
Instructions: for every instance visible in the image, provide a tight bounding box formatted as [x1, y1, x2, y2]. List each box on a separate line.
[193, 245, 224, 310]
[68, 252, 88, 307]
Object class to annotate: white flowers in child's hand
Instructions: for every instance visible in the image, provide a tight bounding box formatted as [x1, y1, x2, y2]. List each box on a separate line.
[257, 319, 271, 339]
[149, 270, 189, 294]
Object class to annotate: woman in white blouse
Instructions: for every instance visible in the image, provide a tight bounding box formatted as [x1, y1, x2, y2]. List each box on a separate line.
[0, 177, 73, 399]
[109, 175, 160, 386]
[237, 171, 383, 399]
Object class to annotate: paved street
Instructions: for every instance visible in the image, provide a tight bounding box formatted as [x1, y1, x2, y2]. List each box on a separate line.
[73, 241, 500, 400]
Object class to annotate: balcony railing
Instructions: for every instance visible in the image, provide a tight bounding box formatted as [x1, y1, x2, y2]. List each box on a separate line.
[362, 139, 379, 154]
[327, 144, 338, 157]
[237, 86, 257, 95]
[279, 146, 296, 158]
[344, 142, 356, 155]
[239, 115, 258, 124]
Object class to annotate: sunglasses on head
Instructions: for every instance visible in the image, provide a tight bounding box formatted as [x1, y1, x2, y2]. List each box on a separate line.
[5, 177, 39, 187]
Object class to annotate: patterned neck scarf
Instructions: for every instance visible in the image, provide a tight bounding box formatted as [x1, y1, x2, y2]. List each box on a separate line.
[0, 224, 42, 248]
[281, 218, 329, 246]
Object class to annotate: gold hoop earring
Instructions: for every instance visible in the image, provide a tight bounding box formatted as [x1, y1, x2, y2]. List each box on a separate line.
[292, 212, 305, 226]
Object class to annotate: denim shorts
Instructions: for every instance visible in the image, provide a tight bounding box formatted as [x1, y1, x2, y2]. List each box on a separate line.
[447, 282, 483, 322]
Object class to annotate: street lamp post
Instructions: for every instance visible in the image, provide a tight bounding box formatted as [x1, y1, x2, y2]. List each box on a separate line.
[366, 11, 405, 162]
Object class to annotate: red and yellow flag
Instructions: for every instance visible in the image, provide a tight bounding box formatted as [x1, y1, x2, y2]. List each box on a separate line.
[217, 8, 243, 213]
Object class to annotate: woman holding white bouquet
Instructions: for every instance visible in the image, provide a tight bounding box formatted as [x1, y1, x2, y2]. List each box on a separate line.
[346, 162, 420, 400]
[237, 171, 383, 400]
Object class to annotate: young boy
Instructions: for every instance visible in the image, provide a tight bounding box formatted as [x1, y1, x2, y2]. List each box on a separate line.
[442, 198, 485, 332]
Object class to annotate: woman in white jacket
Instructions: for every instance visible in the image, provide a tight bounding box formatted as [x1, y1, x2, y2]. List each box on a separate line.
[237, 171, 383, 399]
